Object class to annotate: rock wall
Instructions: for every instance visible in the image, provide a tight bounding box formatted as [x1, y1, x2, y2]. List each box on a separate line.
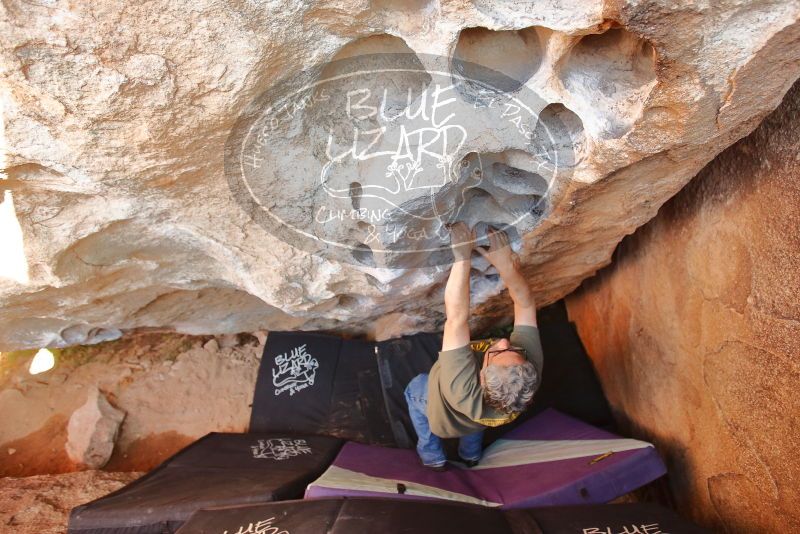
[566, 80, 800, 532]
[0, 332, 260, 476]
[2, 1, 800, 350]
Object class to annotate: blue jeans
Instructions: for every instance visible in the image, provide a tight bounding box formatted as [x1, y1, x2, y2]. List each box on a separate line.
[404, 373, 484, 467]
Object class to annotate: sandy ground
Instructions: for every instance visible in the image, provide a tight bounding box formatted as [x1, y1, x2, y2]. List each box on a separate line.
[0, 470, 143, 533]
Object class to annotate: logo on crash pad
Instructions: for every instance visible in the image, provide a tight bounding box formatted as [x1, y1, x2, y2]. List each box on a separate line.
[251, 438, 312, 461]
[272, 343, 319, 396]
[223, 516, 290, 534]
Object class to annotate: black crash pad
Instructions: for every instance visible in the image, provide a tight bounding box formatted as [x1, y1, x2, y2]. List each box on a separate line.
[68, 433, 342, 534]
[248, 331, 441, 448]
[533, 301, 613, 428]
[175, 498, 710, 534]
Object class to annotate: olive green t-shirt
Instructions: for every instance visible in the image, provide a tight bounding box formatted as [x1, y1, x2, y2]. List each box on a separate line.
[426, 325, 544, 438]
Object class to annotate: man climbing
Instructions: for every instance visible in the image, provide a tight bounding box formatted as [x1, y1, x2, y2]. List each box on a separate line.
[404, 222, 543, 470]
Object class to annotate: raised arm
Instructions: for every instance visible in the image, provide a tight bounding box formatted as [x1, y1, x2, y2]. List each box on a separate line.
[476, 228, 537, 327]
[442, 222, 475, 350]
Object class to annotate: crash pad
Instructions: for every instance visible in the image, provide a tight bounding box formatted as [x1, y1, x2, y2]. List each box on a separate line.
[68, 432, 342, 534]
[248, 330, 441, 447]
[305, 409, 666, 508]
[174, 498, 709, 533]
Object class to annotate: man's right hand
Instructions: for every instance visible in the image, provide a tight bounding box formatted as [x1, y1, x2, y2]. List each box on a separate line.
[475, 226, 520, 275]
[447, 222, 476, 262]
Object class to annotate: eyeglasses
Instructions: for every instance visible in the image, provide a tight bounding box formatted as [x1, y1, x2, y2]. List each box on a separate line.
[485, 340, 527, 359]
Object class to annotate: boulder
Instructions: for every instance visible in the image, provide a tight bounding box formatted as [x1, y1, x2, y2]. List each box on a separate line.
[566, 79, 800, 532]
[66, 387, 126, 469]
[2, 1, 800, 349]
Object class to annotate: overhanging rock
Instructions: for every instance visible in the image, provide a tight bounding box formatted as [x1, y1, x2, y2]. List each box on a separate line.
[2, 1, 800, 349]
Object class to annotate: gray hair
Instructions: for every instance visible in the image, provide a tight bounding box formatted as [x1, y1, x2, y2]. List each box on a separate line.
[482, 362, 538, 414]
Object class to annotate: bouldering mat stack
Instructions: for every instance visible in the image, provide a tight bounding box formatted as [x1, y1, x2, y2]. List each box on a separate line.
[306, 409, 667, 508]
[248, 331, 442, 448]
[68, 302, 665, 534]
[174, 498, 710, 534]
[249, 301, 614, 449]
[68, 432, 342, 534]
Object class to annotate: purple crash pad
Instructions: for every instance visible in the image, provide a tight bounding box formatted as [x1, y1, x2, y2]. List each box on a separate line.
[305, 409, 666, 509]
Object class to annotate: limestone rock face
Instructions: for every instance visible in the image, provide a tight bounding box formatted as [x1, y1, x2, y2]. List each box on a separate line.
[2, 1, 800, 349]
[66, 387, 126, 469]
[566, 80, 800, 532]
